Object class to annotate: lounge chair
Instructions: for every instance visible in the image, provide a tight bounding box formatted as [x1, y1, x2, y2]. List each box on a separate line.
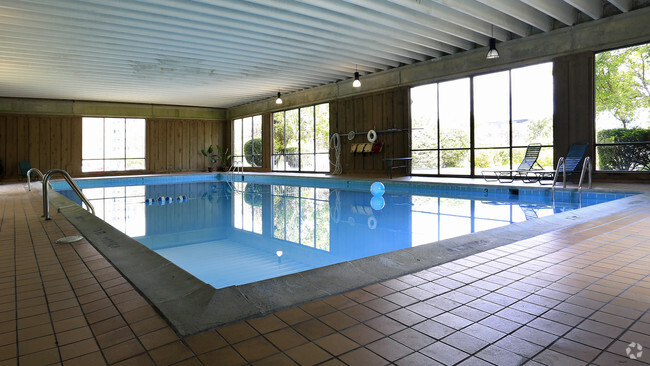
[19, 161, 39, 180]
[481, 143, 543, 183]
[521, 142, 589, 185]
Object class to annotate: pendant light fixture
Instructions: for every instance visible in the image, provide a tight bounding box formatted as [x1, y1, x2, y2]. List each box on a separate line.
[275, 92, 282, 105]
[352, 65, 361, 88]
[486, 25, 499, 59]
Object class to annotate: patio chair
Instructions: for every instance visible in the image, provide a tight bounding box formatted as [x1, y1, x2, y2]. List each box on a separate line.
[19, 161, 38, 180]
[481, 143, 543, 183]
[521, 142, 589, 185]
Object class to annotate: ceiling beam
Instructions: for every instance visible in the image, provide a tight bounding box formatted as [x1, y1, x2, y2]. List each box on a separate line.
[242, 0, 444, 59]
[521, 0, 578, 25]
[608, 0, 632, 12]
[475, 0, 555, 31]
[562, 0, 603, 19]
[430, 0, 533, 37]
[344, 0, 489, 45]
[388, 0, 511, 41]
[295, 0, 473, 51]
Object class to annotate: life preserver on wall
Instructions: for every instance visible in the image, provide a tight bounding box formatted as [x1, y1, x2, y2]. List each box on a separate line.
[367, 216, 377, 230]
[367, 129, 377, 143]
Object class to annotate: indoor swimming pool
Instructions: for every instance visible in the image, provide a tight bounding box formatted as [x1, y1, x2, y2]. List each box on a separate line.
[55, 174, 631, 290]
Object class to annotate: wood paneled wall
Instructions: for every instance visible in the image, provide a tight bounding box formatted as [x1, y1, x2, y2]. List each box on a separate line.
[0, 115, 82, 178]
[0, 114, 226, 179]
[146, 118, 226, 172]
[330, 87, 410, 176]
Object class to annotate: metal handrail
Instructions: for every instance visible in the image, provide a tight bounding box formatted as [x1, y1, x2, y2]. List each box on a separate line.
[578, 157, 592, 205]
[42, 169, 95, 220]
[551, 157, 566, 201]
[226, 161, 244, 190]
[26, 168, 52, 191]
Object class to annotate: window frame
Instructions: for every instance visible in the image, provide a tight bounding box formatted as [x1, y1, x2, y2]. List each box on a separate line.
[410, 62, 554, 177]
[272, 103, 330, 172]
[232, 115, 263, 169]
[81, 117, 146, 173]
[594, 42, 650, 173]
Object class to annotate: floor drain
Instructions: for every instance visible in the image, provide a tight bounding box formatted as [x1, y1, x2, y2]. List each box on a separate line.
[55, 236, 84, 244]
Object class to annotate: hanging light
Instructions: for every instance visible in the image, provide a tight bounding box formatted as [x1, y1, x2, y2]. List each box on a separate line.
[353, 65, 361, 88]
[486, 25, 499, 59]
[275, 92, 282, 105]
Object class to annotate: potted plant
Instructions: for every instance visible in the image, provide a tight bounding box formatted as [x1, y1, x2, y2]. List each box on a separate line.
[201, 145, 217, 172]
[201, 144, 231, 172]
[214, 145, 231, 171]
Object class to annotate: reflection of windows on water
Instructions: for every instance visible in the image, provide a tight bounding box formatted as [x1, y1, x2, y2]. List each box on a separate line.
[233, 182, 262, 234]
[410, 196, 553, 246]
[82, 186, 146, 237]
[272, 185, 330, 252]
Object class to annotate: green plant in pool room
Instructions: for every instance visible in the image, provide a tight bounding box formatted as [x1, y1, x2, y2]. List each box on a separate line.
[201, 145, 231, 171]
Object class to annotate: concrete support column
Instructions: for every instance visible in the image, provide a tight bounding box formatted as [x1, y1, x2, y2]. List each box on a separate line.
[553, 52, 595, 166]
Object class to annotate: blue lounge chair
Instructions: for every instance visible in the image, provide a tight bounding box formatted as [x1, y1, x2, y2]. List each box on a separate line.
[522, 142, 589, 185]
[482, 143, 543, 183]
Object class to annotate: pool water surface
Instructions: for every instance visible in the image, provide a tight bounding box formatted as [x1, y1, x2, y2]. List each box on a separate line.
[58, 177, 622, 290]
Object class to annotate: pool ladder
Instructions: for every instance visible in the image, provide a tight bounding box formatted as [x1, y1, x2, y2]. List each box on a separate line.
[42, 169, 95, 220]
[26, 168, 52, 191]
[551, 157, 592, 206]
[226, 161, 244, 191]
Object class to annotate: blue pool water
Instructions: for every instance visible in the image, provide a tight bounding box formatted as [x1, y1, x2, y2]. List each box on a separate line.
[57, 176, 630, 290]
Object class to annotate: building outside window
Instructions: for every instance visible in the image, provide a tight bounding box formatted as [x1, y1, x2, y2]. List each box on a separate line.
[82, 117, 145, 172]
[272, 103, 329, 172]
[233, 115, 262, 168]
[411, 62, 553, 176]
[595, 43, 650, 172]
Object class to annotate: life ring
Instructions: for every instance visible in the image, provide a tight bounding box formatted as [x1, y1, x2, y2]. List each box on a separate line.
[367, 129, 377, 143]
[348, 131, 355, 140]
[367, 216, 377, 230]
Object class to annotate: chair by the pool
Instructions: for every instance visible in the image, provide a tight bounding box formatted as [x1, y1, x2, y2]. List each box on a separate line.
[481, 143, 543, 183]
[522, 142, 589, 185]
[19, 161, 38, 180]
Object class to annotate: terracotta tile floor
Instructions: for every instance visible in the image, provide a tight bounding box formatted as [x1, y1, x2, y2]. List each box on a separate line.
[1, 183, 649, 365]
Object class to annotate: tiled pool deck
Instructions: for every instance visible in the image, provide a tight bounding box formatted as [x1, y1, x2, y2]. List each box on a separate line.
[1, 181, 649, 365]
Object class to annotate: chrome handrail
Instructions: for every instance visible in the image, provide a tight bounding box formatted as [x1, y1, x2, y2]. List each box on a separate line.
[26, 168, 52, 191]
[578, 157, 592, 205]
[551, 157, 566, 201]
[42, 169, 95, 220]
[226, 161, 244, 191]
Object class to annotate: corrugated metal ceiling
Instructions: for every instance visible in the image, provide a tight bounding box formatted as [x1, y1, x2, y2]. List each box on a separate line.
[0, 0, 648, 108]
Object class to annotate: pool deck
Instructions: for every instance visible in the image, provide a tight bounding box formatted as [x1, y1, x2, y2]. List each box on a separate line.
[1, 177, 649, 365]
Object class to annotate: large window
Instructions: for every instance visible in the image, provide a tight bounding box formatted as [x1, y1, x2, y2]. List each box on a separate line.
[272, 104, 329, 172]
[82, 118, 145, 172]
[595, 43, 650, 171]
[411, 63, 553, 175]
[233, 115, 262, 168]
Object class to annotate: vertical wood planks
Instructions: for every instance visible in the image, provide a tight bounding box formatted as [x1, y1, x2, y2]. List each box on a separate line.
[5, 116, 17, 177]
[0, 115, 225, 178]
[50, 118, 62, 170]
[70, 117, 82, 174]
[166, 120, 175, 171]
[175, 120, 183, 170]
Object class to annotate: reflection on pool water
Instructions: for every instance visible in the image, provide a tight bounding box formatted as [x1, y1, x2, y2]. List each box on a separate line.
[60, 180, 613, 289]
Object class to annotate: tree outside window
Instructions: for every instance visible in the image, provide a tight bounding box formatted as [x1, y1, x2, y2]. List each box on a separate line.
[595, 43, 650, 171]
